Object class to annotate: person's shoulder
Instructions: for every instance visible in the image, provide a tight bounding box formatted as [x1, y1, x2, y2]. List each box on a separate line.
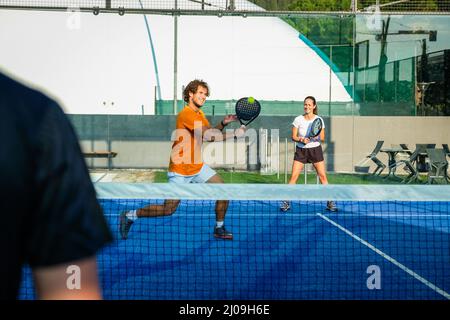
[0, 72, 61, 117]
[178, 106, 206, 121]
[177, 106, 191, 117]
[292, 114, 303, 125]
[1, 72, 48, 103]
[294, 114, 306, 121]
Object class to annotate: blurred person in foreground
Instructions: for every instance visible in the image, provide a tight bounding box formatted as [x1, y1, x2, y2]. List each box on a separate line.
[0, 71, 112, 300]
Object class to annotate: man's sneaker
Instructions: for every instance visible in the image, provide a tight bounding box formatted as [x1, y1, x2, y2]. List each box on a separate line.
[214, 226, 233, 240]
[326, 201, 338, 212]
[119, 211, 134, 240]
[280, 201, 291, 212]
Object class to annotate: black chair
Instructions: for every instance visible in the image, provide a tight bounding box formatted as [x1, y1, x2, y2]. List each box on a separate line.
[415, 144, 436, 173]
[354, 140, 386, 175]
[396, 144, 413, 166]
[426, 148, 449, 184]
[443, 144, 450, 178]
[400, 144, 412, 156]
[443, 144, 450, 157]
[391, 147, 421, 183]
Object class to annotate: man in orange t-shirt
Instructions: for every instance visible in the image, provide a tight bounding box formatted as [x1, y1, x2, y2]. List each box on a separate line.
[120, 79, 245, 240]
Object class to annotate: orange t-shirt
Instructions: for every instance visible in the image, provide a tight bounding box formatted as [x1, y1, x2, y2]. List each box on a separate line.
[168, 106, 210, 175]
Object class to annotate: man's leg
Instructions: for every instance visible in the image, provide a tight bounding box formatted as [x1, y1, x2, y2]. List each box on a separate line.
[207, 174, 233, 240]
[119, 200, 180, 240]
[137, 200, 181, 217]
[207, 174, 228, 221]
[119, 171, 191, 239]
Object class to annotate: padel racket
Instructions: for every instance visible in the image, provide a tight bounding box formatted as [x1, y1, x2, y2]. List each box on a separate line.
[307, 117, 323, 138]
[235, 97, 261, 126]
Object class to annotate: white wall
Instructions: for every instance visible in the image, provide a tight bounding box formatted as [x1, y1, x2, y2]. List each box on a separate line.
[0, 8, 352, 115]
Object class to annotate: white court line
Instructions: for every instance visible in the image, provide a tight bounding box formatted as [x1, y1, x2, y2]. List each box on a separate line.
[330, 214, 450, 218]
[91, 173, 107, 183]
[317, 213, 450, 300]
[104, 213, 450, 218]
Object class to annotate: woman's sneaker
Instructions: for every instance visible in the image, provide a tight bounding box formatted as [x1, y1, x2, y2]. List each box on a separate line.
[326, 201, 338, 212]
[280, 201, 291, 212]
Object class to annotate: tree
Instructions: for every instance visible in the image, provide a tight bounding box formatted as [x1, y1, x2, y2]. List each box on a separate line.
[358, 0, 438, 11]
[250, 0, 440, 12]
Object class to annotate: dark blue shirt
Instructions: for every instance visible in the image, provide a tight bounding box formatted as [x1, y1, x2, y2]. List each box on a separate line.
[0, 72, 112, 299]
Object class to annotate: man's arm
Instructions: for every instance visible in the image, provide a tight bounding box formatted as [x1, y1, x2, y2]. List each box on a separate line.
[214, 115, 238, 130]
[33, 256, 102, 300]
[203, 115, 245, 142]
[203, 125, 246, 142]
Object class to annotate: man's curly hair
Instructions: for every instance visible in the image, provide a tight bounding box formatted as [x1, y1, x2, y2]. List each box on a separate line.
[183, 79, 210, 103]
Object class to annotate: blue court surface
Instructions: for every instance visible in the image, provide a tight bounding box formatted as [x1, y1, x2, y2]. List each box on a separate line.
[19, 199, 450, 300]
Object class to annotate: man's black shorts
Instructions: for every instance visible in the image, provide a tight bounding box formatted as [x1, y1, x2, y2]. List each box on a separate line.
[294, 145, 324, 164]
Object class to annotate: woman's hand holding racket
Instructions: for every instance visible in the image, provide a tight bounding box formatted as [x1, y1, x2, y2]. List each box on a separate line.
[301, 118, 323, 144]
[300, 136, 321, 144]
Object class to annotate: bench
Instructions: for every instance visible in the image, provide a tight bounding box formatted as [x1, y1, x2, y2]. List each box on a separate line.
[83, 151, 117, 159]
[83, 151, 117, 170]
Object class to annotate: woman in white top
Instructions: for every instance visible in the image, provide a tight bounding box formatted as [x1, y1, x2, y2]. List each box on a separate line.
[280, 96, 337, 212]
